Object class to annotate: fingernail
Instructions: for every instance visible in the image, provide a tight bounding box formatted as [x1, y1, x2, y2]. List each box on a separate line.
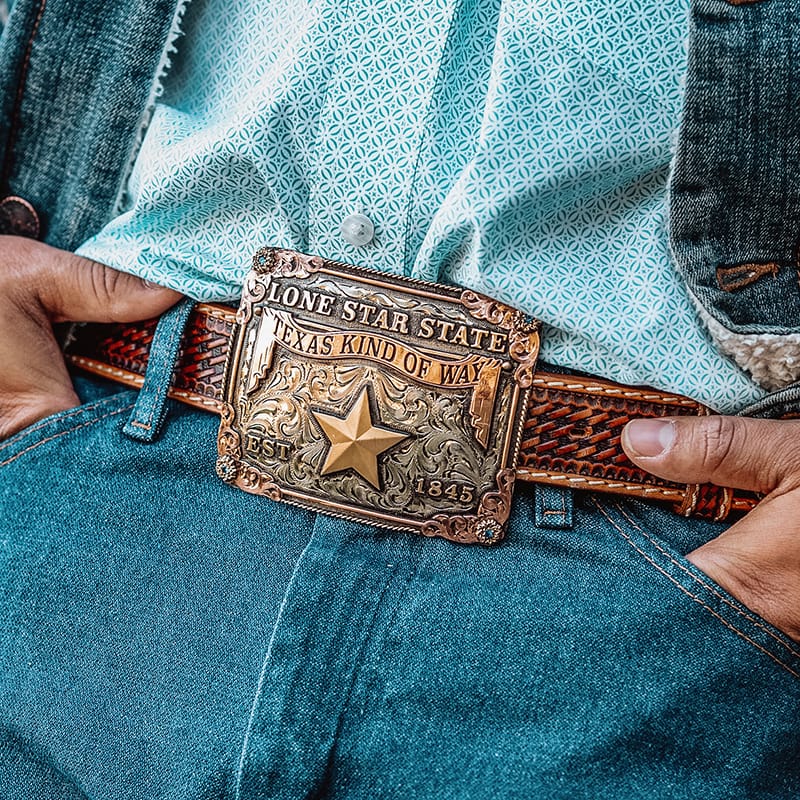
[623, 419, 675, 458]
[141, 278, 161, 291]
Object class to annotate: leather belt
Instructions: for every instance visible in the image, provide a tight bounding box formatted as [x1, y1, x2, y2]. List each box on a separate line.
[62, 301, 758, 523]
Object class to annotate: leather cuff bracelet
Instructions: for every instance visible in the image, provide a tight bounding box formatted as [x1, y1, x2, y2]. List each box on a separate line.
[63, 248, 758, 545]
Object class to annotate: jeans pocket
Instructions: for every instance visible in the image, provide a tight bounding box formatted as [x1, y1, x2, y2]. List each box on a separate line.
[0, 381, 136, 470]
[594, 497, 800, 682]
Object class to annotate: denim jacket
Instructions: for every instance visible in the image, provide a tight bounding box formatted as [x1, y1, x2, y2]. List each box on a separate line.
[1, 0, 797, 414]
[669, 0, 800, 415]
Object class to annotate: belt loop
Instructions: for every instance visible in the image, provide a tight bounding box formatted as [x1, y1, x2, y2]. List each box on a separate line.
[123, 298, 195, 443]
[534, 484, 574, 530]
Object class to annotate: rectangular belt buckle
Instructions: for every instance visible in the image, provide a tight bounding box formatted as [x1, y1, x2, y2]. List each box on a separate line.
[216, 248, 540, 545]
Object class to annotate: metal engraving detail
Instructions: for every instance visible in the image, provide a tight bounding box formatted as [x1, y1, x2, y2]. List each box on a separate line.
[217, 247, 540, 544]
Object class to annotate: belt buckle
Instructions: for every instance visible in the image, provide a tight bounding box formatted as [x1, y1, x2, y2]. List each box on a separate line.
[216, 248, 540, 545]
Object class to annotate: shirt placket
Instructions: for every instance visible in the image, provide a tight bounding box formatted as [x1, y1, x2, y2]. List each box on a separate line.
[306, 0, 460, 276]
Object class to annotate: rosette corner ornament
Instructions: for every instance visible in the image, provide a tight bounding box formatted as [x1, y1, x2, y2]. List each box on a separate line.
[216, 248, 540, 544]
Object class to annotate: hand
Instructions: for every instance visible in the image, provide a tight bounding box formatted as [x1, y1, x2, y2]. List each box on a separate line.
[622, 415, 800, 642]
[0, 235, 182, 439]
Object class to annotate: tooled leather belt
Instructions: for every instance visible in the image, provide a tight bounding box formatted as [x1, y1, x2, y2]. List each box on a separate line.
[62, 248, 758, 544]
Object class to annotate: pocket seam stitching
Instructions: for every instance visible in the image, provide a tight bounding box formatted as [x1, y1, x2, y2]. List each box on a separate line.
[0, 395, 122, 454]
[613, 501, 800, 660]
[0, 402, 135, 469]
[593, 499, 800, 680]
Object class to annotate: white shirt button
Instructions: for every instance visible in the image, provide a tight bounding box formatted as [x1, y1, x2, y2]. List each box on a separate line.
[340, 214, 374, 247]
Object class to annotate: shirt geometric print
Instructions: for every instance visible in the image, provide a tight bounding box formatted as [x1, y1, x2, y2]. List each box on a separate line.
[76, 0, 764, 412]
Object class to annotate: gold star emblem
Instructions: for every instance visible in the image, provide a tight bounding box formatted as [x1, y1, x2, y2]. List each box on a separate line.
[312, 386, 409, 489]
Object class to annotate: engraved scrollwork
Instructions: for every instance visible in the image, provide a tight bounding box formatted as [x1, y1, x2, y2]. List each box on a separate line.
[236, 464, 282, 500]
[421, 513, 474, 544]
[220, 401, 235, 425]
[461, 289, 541, 389]
[255, 247, 325, 279]
[237, 275, 268, 328]
[243, 276, 268, 303]
[217, 402, 250, 488]
[217, 402, 242, 459]
[420, 469, 515, 545]
[460, 289, 519, 330]
[508, 323, 541, 389]
[508, 331, 539, 389]
[311, 278, 420, 312]
[476, 468, 514, 524]
[216, 434, 241, 463]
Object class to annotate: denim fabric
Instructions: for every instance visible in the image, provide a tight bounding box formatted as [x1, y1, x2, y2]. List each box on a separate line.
[2, 331, 800, 799]
[2, 0, 800, 795]
[237, 498, 800, 800]
[0, 375, 316, 799]
[0, 0, 180, 249]
[737, 379, 800, 418]
[670, 0, 800, 334]
[121, 298, 195, 442]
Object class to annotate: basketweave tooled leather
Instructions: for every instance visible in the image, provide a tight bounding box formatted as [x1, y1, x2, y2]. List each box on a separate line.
[62, 302, 759, 522]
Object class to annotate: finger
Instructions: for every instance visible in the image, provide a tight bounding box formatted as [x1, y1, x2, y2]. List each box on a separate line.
[26, 240, 182, 323]
[0, 238, 182, 440]
[685, 491, 800, 641]
[0, 294, 79, 438]
[621, 415, 800, 495]
[0, 385, 79, 439]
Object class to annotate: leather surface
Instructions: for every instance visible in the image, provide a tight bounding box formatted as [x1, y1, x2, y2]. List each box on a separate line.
[63, 302, 759, 521]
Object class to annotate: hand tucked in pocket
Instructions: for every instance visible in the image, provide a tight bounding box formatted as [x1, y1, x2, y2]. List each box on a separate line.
[623, 415, 800, 642]
[0, 235, 181, 440]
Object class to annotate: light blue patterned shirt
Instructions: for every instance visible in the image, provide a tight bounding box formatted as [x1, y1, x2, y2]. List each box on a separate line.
[76, 0, 764, 412]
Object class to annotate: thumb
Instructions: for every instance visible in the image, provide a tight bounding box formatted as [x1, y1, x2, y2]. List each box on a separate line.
[29, 242, 182, 323]
[621, 415, 800, 496]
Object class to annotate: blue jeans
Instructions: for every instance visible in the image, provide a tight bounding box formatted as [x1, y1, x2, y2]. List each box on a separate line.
[2, 311, 800, 799]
